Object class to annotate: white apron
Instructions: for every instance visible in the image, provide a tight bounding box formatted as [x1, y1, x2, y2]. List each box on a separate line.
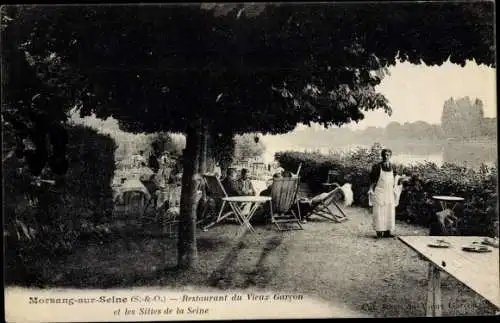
[372, 168, 396, 232]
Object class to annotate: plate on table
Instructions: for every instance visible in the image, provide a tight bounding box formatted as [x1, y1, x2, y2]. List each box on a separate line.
[481, 237, 499, 248]
[428, 239, 451, 248]
[462, 244, 492, 253]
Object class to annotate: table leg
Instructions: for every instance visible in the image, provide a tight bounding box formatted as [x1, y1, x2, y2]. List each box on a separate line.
[426, 263, 442, 317]
[269, 200, 274, 224]
[228, 202, 255, 234]
[439, 201, 447, 211]
[238, 202, 257, 233]
[244, 202, 262, 233]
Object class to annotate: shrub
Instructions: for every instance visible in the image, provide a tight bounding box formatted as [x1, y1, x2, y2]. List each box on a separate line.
[276, 144, 498, 237]
[4, 124, 117, 284]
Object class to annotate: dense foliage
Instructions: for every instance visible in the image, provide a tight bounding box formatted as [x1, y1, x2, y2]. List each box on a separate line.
[146, 131, 184, 157]
[4, 125, 116, 284]
[276, 144, 498, 237]
[233, 134, 266, 163]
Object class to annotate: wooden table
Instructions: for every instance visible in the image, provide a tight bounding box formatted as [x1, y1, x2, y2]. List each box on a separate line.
[222, 196, 272, 236]
[398, 236, 499, 316]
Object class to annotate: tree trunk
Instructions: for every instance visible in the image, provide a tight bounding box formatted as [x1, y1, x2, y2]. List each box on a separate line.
[199, 124, 208, 174]
[205, 128, 216, 173]
[177, 124, 200, 269]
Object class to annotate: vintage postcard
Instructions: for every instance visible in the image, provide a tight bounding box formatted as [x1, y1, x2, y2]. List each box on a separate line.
[2, 2, 498, 321]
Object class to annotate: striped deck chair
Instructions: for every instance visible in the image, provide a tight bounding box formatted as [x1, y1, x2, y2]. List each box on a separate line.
[270, 177, 303, 231]
[201, 174, 242, 230]
[307, 183, 348, 223]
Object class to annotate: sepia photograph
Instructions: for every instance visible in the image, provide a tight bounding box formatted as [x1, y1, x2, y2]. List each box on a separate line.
[2, 2, 498, 321]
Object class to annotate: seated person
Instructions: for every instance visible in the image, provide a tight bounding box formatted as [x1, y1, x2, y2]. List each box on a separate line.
[237, 168, 255, 196]
[141, 173, 161, 209]
[298, 184, 346, 222]
[200, 168, 243, 228]
[260, 172, 282, 197]
[252, 173, 283, 225]
[221, 167, 243, 196]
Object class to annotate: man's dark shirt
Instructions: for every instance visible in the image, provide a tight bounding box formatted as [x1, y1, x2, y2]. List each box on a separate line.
[260, 186, 272, 197]
[221, 177, 242, 196]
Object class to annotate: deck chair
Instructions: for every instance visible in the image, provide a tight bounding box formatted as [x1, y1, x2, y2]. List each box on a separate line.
[201, 174, 243, 230]
[307, 184, 348, 223]
[292, 163, 302, 177]
[270, 177, 303, 231]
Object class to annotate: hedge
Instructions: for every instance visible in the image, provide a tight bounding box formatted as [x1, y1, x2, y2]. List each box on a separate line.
[276, 144, 498, 237]
[4, 124, 117, 284]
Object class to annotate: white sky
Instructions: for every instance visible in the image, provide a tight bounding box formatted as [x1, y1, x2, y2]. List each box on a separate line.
[347, 59, 497, 130]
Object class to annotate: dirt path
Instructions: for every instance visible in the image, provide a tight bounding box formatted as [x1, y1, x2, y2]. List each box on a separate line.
[235, 207, 496, 317]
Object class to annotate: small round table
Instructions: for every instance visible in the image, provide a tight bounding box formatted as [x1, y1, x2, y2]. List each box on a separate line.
[222, 196, 272, 235]
[432, 195, 464, 211]
[431, 196, 464, 235]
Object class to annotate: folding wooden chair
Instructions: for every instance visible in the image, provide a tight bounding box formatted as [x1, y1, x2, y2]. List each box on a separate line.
[122, 190, 148, 215]
[307, 184, 348, 223]
[270, 177, 303, 231]
[201, 175, 243, 230]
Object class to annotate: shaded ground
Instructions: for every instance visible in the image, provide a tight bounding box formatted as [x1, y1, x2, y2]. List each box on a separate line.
[14, 202, 497, 317]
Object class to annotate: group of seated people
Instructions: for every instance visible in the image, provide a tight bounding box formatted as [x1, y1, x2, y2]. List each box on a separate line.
[221, 168, 256, 197]
[199, 165, 351, 226]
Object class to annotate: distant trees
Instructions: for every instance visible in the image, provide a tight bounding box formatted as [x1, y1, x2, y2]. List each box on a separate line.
[385, 121, 404, 138]
[480, 118, 497, 138]
[147, 132, 183, 157]
[340, 96, 494, 142]
[441, 97, 493, 140]
[393, 121, 444, 140]
[233, 134, 266, 163]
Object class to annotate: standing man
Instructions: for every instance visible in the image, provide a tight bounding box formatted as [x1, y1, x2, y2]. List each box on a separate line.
[148, 149, 160, 175]
[368, 148, 408, 238]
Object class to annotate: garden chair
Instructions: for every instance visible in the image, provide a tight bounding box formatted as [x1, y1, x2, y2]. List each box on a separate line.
[137, 179, 181, 237]
[306, 184, 348, 223]
[201, 174, 243, 230]
[292, 163, 302, 177]
[270, 177, 303, 231]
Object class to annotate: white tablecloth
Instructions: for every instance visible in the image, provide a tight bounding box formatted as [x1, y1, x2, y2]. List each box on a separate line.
[251, 180, 268, 196]
[113, 179, 151, 200]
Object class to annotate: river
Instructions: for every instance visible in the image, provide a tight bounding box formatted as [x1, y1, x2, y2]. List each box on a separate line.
[262, 139, 497, 169]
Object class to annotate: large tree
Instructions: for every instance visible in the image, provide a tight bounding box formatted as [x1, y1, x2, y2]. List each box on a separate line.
[2, 2, 495, 268]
